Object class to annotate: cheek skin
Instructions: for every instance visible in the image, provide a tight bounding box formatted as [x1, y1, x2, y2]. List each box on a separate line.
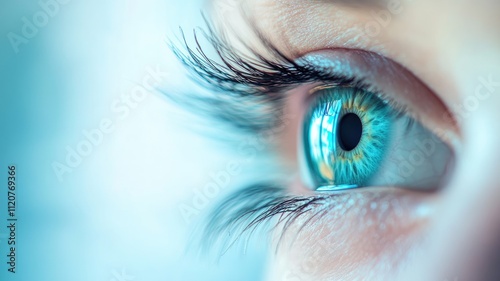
[267, 189, 435, 281]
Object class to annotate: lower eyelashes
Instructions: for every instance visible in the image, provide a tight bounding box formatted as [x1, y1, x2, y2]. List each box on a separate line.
[301, 86, 452, 191]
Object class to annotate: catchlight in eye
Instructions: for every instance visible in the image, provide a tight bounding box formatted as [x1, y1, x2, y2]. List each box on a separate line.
[299, 86, 453, 192]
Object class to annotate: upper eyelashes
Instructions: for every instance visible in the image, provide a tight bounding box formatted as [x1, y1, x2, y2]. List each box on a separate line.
[171, 21, 354, 96]
[169, 21, 369, 132]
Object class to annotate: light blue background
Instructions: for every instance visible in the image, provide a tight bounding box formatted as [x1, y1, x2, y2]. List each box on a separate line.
[0, 1, 267, 280]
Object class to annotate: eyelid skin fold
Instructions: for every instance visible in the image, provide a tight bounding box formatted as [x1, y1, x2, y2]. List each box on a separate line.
[297, 49, 459, 148]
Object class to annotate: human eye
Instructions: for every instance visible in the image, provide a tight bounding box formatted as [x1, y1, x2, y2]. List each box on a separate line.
[171, 2, 460, 280]
[299, 55, 453, 191]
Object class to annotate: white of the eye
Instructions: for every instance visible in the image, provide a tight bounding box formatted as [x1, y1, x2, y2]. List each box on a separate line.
[369, 117, 452, 189]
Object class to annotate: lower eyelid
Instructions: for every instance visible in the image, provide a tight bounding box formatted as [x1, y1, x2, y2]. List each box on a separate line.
[274, 188, 433, 275]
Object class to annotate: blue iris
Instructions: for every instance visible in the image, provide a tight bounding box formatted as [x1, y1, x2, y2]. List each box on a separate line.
[302, 87, 394, 189]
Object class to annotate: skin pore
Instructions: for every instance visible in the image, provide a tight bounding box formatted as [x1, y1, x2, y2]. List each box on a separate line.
[209, 0, 500, 280]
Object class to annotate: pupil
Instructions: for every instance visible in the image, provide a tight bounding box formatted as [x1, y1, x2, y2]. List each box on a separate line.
[338, 113, 363, 151]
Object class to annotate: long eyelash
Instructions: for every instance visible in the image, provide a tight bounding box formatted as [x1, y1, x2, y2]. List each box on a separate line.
[168, 16, 365, 132]
[171, 23, 356, 96]
[200, 184, 347, 256]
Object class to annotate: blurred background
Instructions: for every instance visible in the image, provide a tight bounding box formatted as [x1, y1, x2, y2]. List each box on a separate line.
[0, 0, 267, 280]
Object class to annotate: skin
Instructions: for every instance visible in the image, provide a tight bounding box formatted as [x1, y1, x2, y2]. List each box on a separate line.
[211, 0, 500, 280]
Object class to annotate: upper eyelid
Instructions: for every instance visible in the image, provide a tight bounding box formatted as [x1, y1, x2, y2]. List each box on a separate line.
[243, 0, 460, 142]
[302, 52, 415, 122]
[299, 49, 459, 142]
